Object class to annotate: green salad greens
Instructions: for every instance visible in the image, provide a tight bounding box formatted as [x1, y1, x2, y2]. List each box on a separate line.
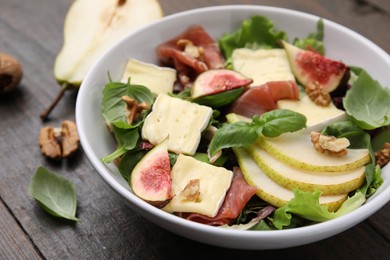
[100, 15, 389, 231]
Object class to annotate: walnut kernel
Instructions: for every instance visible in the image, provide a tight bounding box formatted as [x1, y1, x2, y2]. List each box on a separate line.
[310, 131, 350, 157]
[375, 142, 390, 168]
[306, 81, 331, 106]
[121, 96, 150, 124]
[176, 39, 204, 59]
[39, 120, 79, 159]
[179, 179, 201, 202]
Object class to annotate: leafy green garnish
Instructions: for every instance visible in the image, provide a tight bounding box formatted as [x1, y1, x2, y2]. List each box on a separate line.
[101, 79, 154, 163]
[118, 149, 147, 182]
[209, 109, 306, 156]
[192, 87, 245, 108]
[272, 189, 366, 229]
[218, 15, 288, 59]
[343, 70, 390, 130]
[293, 19, 325, 54]
[320, 120, 382, 197]
[28, 167, 79, 221]
[101, 79, 154, 129]
[101, 126, 140, 163]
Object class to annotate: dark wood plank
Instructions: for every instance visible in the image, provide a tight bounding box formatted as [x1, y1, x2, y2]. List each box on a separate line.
[0, 200, 42, 259]
[0, 0, 389, 258]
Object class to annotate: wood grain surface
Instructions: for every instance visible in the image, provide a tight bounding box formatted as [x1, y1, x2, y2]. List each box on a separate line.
[0, 0, 389, 259]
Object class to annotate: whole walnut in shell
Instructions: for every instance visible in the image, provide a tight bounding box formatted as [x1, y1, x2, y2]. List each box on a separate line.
[0, 52, 23, 95]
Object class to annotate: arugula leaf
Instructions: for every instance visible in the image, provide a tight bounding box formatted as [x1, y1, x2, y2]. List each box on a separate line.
[209, 110, 306, 156]
[272, 189, 366, 229]
[218, 15, 288, 59]
[293, 19, 325, 54]
[28, 167, 79, 221]
[101, 79, 154, 129]
[343, 70, 390, 130]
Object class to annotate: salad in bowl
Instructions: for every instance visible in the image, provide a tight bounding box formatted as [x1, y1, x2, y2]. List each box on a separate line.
[76, 6, 390, 249]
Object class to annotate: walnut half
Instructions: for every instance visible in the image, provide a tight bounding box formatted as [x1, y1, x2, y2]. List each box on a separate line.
[39, 120, 79, 159]
[305, 81, 331, 106]
[375, 142, 390, 168]
[310, 131, 350, 157]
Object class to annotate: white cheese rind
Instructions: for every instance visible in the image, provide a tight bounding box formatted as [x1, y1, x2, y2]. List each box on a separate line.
[163, 154, 233, 217]
[232, 48, 295, 86]
[141, 94, 213, 155]
[121, 58, 176, 95]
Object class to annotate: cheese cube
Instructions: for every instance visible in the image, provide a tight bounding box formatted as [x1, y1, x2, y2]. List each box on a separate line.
[142, 94, 213, 155]
[121, 58, 176, 95]
[163, 154, 233, 217]
[232, 48, 295, 86]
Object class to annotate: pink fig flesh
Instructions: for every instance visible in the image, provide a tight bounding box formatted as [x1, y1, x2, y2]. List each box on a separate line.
[192, 69, 253, 98]
[283, 41, 349, 92]
[131, 143, 172, 207]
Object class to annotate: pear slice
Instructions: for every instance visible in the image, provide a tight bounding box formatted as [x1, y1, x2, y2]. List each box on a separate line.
[277, 95, 346, 130]
[257, 129, 371, 172]
[234, 147, 347, 211]
[41, 0, 163, 120]
[249, 145, 365, 195]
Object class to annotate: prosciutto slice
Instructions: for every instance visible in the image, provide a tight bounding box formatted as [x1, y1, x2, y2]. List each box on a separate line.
[185, 167, 258, 226]
[156, 25, 225, 86]
[229, 80, 300, 118]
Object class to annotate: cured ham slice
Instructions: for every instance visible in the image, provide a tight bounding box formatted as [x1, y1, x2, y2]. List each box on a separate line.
[157, 25, 225, 86]
[229, 80, 299, 118]
[185, 167, 257, 226]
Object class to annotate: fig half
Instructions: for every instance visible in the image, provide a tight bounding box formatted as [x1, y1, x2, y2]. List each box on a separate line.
[191, 69, 252, 98]
[130, 139, 172, 207]
[282, 41, 349, 92]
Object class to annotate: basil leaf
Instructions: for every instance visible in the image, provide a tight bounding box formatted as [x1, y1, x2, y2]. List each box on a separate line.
[343, 70, 390, 130]
[209, 121, 261, 157]
[28, 167, 79, 221]
[101, 80, 154, 129]
[218, 15, 288, 59]
[101, 127, 140, 164]
[256, 109, 307, 137]
[113, 127, 139, 150]
[192, 87, 245, 108]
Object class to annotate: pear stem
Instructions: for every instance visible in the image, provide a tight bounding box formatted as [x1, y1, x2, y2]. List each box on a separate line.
[40, 83, 69, 121]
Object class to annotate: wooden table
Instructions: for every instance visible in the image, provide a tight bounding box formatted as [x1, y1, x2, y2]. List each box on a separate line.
[1, 0, 389, 258]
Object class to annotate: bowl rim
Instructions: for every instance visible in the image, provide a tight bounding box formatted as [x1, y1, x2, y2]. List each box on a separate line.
[76, 4, 390, 249]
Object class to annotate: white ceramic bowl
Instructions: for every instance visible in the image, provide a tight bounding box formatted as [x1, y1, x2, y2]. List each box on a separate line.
[76, 5, 390, 249]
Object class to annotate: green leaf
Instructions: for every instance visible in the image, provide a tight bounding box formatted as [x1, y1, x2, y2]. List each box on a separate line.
[113, 127, 139, 150]
[272, 189, 366, 229]
[118, 149, 147, 182]
[101, 80, 154, 129]
[218, 15, 288, 59]
[343, 70, 390, 130]
[255, 109, 307, 137]
[208, 121, 260, 157]
[192, 87, 245, 108]
[209, 110, 306, 157]
[320, 120, 369, 149]
[293, 19, 325, 54]
[28, 167, 79, 221]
